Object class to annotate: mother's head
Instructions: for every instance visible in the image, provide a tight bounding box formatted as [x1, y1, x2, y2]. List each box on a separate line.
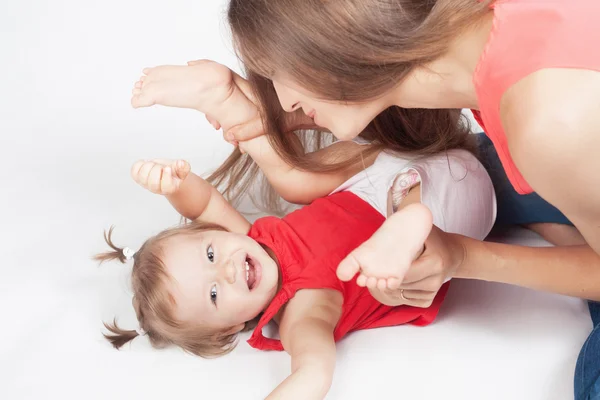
[228, 0, 490, 144]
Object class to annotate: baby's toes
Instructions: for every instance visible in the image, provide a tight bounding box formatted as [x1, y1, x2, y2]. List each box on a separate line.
[366, 277, 378, 289]
[356, 274, 368, 287]
[376, 279, 387, 291]
[386, 278, 401, 290]
[131, 90, 154, 108]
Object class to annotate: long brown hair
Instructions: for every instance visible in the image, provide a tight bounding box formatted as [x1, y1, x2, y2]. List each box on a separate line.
[94, 224, 260, 358]
[210, 0, 492, 211]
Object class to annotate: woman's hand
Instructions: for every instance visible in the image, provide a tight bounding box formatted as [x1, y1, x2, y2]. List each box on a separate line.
[397, 226, 464, 307]
[227, 108, 318, 143]
[365, 226, 464, 308]
[337, 203, 434, 291]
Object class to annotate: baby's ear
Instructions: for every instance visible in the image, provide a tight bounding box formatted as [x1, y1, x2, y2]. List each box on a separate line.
[225, 323, 246, 335]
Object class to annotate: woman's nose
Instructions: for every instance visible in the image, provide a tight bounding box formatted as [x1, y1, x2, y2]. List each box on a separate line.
[273, 80, 301, 113]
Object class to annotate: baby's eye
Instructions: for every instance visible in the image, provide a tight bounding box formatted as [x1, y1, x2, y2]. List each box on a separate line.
[210, 284, 218, 305]
[207, 245, 215, 263]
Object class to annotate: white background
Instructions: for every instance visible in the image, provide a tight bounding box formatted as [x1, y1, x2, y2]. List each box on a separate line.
[0, 1, 592, 399]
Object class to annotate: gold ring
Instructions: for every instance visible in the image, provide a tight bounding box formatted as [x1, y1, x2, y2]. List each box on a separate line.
[400, 289, 407, 301]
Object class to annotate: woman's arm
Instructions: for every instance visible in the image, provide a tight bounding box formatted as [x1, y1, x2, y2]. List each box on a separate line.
[131, 159, 250, 234]
[269, 289, 342, 400]
[501, 68, 600, 255]
[453, 234, 600, 300]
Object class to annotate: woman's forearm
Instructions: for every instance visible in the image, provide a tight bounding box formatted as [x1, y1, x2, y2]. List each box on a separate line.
[454, 234, 600, 300]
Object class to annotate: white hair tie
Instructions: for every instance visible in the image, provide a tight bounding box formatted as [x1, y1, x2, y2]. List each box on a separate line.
[122, 247, 136, 261]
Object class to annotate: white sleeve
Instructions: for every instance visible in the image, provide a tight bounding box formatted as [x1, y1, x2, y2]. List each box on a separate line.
[405, 150, 497, 240]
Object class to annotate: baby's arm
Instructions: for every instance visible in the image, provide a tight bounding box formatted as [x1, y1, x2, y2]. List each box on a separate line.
[269, 289, 342, 400]
[131, 159, 250, 234]
[240, 137, 375, 204]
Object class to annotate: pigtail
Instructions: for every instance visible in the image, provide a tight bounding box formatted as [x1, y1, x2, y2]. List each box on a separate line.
[103, 319, 140, 349]
[93, 226, 132, 264]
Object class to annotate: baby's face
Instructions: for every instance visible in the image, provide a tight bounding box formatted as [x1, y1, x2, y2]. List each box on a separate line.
[161, 230, 279, 332]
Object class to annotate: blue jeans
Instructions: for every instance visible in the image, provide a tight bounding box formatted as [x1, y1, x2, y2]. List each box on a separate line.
[477, 133, 600, 400]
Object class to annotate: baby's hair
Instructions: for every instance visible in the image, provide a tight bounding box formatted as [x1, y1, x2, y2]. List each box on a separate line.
[94, 222, 260, 358]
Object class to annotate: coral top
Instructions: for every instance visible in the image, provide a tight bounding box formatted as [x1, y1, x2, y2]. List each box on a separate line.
[246, 191, 448, 351]
[472, 0, 600, 194]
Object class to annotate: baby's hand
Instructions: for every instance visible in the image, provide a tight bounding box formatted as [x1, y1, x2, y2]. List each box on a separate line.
[337, 203, 433, 290]
[130, 159, 191, 195]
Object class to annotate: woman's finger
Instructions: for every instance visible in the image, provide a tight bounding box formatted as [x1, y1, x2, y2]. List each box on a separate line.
[399, 274, 446, 292]
[402, 253, 443, 284]
[394, 289, 437, 301]
[228, 116, 265, 141]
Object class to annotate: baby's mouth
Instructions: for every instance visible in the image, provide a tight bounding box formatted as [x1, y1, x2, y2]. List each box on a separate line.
[245, 257, 257, 290]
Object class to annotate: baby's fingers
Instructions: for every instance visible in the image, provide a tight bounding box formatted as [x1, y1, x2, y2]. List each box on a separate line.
[160, 167, 178, 194]
[131, 160, 145, 182]
[174, 160, 191, 180]
[136, 161, 156, 188]
[148, 164, 163, 193]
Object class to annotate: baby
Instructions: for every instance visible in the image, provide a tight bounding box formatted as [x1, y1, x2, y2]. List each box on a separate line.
[97, 62, 496, 399]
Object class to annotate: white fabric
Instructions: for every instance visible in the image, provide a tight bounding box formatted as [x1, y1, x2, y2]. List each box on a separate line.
[332, 149, 497, 241]
[1, 1, 592, 400]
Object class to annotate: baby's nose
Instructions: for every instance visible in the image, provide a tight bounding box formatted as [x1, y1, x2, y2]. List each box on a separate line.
[219, 260, 236, 284]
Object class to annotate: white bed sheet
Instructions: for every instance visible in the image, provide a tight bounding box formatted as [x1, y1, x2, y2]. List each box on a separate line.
[0, 1, 592, 399]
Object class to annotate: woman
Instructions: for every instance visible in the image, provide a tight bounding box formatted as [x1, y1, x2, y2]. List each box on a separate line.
[149, 0, 600, 397]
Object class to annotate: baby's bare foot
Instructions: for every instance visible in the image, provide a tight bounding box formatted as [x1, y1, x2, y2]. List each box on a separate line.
[130, 61, 233, 112]
[131, 61, 259, 133]
[337, 203, 433, 289]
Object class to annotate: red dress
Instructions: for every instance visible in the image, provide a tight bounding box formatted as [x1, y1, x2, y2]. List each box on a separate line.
[246, 191, 449, 351]
[472, 0, 600, 194]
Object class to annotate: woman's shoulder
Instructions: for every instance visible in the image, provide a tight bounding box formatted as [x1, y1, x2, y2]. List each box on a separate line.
[476, 0, 600, 101]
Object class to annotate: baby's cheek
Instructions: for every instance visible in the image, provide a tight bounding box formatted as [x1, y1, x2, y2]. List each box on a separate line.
[229, 296, 257, 322]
